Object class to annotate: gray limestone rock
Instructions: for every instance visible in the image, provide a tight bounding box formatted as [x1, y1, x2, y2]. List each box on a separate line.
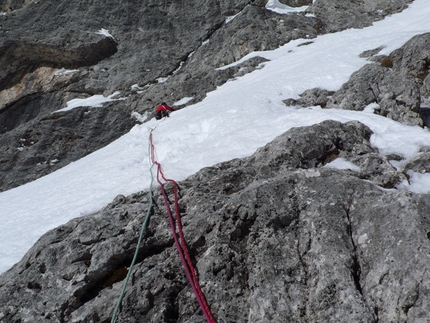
[319, 33, 430, 127]
[283, 87, 333, 107]
[1, 120, 429, 322]
[281, 33, 430, 128]
[0, 0, 320, 191]
[389, 32, 430, 108]
[326, 63, 422, 126]
[0, 0, 416, 191]
[307, 0, 413, 33]
[323, 33, 430, 127]
[0, 103, 136, 191]
[279, 0, 312, 7]
[403, 152, 430, 174]
[0, 1, 429, 322]
[283, 34, 430, 127]
[390, 33, 430, 84]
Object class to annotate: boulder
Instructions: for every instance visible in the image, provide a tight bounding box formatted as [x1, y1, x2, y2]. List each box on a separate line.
[288, 33, 430, 127]
[326, 64, 422, 126]
[283, 88, 333, 107]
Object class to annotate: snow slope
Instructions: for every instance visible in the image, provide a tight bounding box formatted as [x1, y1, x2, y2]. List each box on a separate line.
[2, 0, 430, 273]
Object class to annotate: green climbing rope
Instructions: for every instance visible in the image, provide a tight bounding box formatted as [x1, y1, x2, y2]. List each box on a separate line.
[110, 136, 155, 323]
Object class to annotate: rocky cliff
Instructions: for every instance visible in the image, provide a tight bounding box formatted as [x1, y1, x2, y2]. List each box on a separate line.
[1, 0, 430, 322]
[0, 0, 414, 191]
[1, 120, 430, 322]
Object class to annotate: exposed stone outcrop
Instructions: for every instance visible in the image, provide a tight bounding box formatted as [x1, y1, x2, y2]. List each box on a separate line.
[0, 104, 136, 189]
[0, 0, 36, 12]
[1, 120, 429, 322]
[1, 2, 430, 320]
[286, 32, 430, 127]
[0, 0, 415, 191]
[326, 32, 430, 126]
[326, 63, 422, 126]
[0, 0, 319, 191]
[0, 36, 118, 93]
[307, 0, 413, 33]
[390, 33, 430, 111]
[283, 87, 334, 108]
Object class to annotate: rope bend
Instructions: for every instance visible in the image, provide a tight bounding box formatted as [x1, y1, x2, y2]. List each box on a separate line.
[150, 129, 216, 323]
[110, 125, 216, 323]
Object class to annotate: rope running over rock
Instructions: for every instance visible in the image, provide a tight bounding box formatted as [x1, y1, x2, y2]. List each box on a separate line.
[111, 124, 215, 322]
[110, 131, 155, 323]
[149, 128, 216, 323]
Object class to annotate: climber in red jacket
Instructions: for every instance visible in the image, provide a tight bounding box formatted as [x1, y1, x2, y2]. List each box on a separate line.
[155, 102, 175, 120]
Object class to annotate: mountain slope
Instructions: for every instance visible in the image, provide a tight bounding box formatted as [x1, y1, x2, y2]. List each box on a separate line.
[1, 0, 430, 322]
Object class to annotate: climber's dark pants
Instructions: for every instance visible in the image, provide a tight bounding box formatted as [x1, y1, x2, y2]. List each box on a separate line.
[155, 111, 169, 120]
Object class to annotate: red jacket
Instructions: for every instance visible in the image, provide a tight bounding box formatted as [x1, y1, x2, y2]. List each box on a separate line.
[155, 103, 174, 113]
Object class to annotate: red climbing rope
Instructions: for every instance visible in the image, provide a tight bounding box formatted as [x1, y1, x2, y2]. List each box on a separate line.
[149, 129, 216, 323]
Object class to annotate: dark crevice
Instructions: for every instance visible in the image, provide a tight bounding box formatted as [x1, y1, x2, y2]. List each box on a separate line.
[27, 281, 42, 291]
[76, 262, 130, 305]
[74, 238, 172, 309]
[316, 137, 344, 166]
[231, 215, 256, 241]
[0, 92, 44, 134]
[402, 303, 414, 315]
[296, 228, 311, 284]
[71, 251, 92, 264]
[294, 195, 311, 319]
[164, 289, 181, 322]
[101, 267, 129, 289]
[373, 306, 380, 323]
[401, 284, 419, 316]
[351, 252, 363, 295]
[344, 197, 363, 296]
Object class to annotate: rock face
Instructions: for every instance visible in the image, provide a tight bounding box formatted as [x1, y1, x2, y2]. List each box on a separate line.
[326, 63, 422, 126]
[326, 32, 430, 126]
[0, 0, 318, 191]
[307, 0, 413, 32]
[1, 120, 429, 322]
[287, 32, 430, 127]
[1, 1, 430, 322]
[0, 0, 414, 191]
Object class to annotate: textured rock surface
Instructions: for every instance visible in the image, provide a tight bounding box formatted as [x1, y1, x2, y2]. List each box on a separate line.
[283, 87, 334, 108]
[1, 120, 429, 322]
[0, 0, 318, 191]
[287, 32, 430, 127]
[2, 1, 430, 322]
[326, 33, 430, 126]
[0, 0, 415, 191]
[326, 63, 422, 126]
[307, 0, 413, 33]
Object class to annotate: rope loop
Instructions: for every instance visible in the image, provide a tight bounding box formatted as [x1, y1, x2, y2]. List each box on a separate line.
[111, 125, 216, 323]
[150, 128, 216, 323]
